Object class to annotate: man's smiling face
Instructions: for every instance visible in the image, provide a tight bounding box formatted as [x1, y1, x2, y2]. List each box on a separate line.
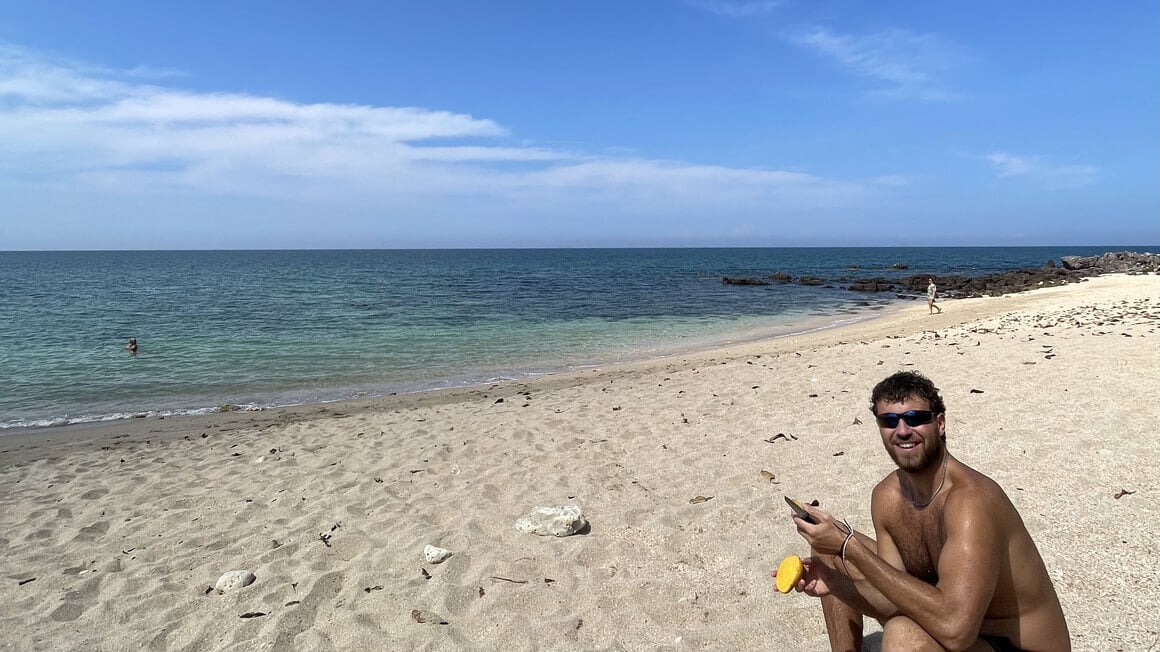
[874, 396, 946, 473]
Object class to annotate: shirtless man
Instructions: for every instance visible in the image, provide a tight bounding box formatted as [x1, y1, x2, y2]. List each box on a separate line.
[778, 371, 1069, 651]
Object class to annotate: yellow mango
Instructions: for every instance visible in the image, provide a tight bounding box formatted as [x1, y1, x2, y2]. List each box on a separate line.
[775, 555, 804, 593]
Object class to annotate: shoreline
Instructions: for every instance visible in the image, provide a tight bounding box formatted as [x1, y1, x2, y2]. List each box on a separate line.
[7, 247, 1153, 433]
[11, 246, 1151, 434]
[0, 273, 1143, 456]
[0, 274, 1141, 456]
[1, 273, 1156, 651]
[0, 299, 906, 439]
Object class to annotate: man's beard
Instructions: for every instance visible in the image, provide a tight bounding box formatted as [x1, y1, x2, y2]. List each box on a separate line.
[888, 435, 944, 473]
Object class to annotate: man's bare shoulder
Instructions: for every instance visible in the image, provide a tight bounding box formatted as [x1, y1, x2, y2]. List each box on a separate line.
[942, 462, 1015, 517]
[870, 471, 905, 517]
[872, 471, 902, 496]
[869, 461, 1015, 527]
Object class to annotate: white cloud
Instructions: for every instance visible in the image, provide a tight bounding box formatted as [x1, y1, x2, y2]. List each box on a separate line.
[505, 159, 867, 213]
[1044, 164, 1100, 187]
[792, 27, 960, 102]
[985, 152, 1099, 188]
[986, 152, 1035, 177]
[0, 43, 878, 209]
[687, 0, 783, 18]
[870, 175, 909, 187]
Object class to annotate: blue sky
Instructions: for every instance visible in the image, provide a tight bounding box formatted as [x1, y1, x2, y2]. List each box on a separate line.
[0, 1, 1156, 250]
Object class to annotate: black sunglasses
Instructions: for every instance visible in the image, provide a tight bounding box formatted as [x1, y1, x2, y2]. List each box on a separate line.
[874, 410, 935, 428]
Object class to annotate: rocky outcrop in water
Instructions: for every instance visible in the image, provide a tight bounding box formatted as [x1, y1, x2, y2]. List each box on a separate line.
[721, 276, 770, 286]
[843, 251, 1158, 299]
[1060, 251, 1160, 273]
[722, 251, 1158, 299]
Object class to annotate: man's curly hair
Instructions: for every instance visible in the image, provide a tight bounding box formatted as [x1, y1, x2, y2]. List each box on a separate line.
[870, 371, 946, 414]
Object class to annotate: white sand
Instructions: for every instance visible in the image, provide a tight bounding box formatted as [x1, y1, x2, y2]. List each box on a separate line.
[1, 274, 1156, 651]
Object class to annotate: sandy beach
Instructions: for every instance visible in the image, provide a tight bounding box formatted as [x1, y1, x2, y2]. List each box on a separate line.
[1, 274, 1157, 652]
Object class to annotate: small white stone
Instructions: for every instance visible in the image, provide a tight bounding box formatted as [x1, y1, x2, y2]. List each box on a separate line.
[423, 545, 452, 564]
[214, 570, 256, 593]
[514, 505, 587, 537]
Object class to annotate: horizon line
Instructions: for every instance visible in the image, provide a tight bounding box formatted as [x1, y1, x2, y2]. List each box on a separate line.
[2, 244, 1157, 254]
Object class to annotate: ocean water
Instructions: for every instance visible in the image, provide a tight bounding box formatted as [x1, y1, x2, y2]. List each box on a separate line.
[0, 246, 1140, 429]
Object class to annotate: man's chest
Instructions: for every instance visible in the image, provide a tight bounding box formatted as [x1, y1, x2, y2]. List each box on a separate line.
[888, 510, 945, 583]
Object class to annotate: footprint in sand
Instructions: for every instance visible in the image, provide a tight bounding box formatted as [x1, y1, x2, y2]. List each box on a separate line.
[24, 528, 53, 541]
[50, 580, 101, 622]
[50, 603, 86, 622]
[71, 520, 110, 543]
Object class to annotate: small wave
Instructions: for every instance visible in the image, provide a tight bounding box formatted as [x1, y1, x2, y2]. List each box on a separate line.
[1, 405, 230, 432]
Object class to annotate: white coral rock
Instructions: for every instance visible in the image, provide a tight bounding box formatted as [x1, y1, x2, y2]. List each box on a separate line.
[514, 505, 587, 537]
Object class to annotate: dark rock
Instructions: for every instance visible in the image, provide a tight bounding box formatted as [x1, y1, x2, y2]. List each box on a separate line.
[725, 250, 1156, 298]
[890, 263, 909, 270]
[1061, 252, 1160, 273]
[848, 279, 896, 292]
[722, 276, 770, 286]
[842, 252, 1157, 299]
[904, 267, 1082, 299]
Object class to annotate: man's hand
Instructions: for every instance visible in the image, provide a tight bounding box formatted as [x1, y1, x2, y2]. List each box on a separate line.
[792, 505, 850, 556]
[770, 556, 837, 597]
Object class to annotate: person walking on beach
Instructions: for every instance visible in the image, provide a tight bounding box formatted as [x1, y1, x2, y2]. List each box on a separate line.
[125, 338, 138, 354]
[775, 371, 1070, 651]
[927, 278, 942, 314]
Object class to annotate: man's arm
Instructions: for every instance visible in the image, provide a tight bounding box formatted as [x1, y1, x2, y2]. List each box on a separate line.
[806, 529, 900, 621]
[792, 485, 904, 619]
[808, 483, 910, 621]
[843, 490, 1002, 650]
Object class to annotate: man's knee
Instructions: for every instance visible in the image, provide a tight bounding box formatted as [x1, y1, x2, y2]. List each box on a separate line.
[881, 615, 945, 651]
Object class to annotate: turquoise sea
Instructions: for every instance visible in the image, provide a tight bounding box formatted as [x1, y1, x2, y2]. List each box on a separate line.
[0, 247, 1142, 429]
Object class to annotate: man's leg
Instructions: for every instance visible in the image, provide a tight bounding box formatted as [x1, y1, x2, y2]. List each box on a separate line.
[882, 616, 1000, 651]
[812, 531, 887, 652]
[822, 591, 864, 652]
[882, 615, 944, 651]
[812, 553, 865, 652]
